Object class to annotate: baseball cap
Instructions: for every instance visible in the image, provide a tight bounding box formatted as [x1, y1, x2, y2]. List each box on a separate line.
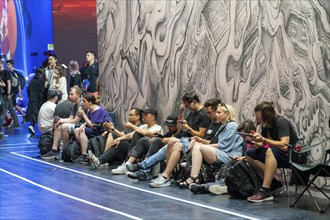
[164, 114, 178, 126]
[142, 108, 158, 118]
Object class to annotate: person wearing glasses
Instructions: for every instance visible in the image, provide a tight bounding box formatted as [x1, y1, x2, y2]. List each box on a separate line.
[177, 103, 243, 188]
[245, 101, 298, 203]
[149, 91, 211, 188]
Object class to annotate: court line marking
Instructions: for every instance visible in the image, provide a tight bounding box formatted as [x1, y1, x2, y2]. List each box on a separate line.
[11, 152, 259, 220]
[0, 143, 38, 147]
[0, 168, 142, 220]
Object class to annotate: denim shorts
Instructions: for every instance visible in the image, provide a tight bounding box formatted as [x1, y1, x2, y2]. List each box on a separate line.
[180, 137, 190, 154]
[245, 146, 289, 168]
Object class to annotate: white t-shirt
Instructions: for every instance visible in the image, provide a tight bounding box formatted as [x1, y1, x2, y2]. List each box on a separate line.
[138, 123, 163, 137]
[38, 101, 56, 134]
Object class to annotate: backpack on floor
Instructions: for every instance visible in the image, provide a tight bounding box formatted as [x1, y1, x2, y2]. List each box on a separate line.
[62, 139, 81, 162]
[38, 132, 54, 155]
[88, 135, 106, 157]
[225, 160, 262, 199]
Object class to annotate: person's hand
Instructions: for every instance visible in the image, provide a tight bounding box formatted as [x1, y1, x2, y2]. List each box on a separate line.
[251, 131, 263, 142]
[124, 121, 133, 129]
[78, 107, 84, 115]
[191, 136, 202, 143]
[113, 138, 121, 148]
[7, 94, 11, 100]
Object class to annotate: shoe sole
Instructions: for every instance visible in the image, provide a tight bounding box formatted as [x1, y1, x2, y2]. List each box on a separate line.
[41, 156, 56, 160]
[247, 195, 274, 203]
[208, 185, 228, 195]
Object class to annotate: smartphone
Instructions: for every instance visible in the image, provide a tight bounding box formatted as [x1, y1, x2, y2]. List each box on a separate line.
[154, 133, 164, 138]
[236, 132, 255, 137]
[179, 120, 186, 124]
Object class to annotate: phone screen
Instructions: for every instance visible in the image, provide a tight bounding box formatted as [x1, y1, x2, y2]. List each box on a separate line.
[236, 132, 254, 137]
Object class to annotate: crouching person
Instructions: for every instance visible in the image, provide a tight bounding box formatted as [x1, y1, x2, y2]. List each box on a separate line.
[74, 93, 111, 163]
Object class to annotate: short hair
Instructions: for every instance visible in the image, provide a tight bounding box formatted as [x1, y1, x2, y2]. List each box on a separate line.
[131, 108, 142, 120]
[86, 51, 96, 56]
[182, 91, 201, 103]
[83, 93, 96, 104]
[48, 54, 57, 60]
[237, 120, 256, 133]
[204, 98, 222, 111]
[6, 59, 14, 65]
[70, 86, 82, 98]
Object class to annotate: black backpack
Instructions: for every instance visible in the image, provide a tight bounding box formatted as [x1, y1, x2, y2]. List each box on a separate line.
[225, 160, 262, 199]
[88, 135, 106, 157]
[38, 132, 54, 155]
[62, 139, 81, 162]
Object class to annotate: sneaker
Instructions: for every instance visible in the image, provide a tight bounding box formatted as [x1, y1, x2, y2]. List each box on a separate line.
[28, 126, 35, 135]
[190, 183, 208, 194]
[88, 150, 100, 170]
[126, 163, 140, 172]
[41, 150, 58, 160]
[127, 170, 150, 181]
[208, 184, 228, 195]
[149, 174, 171, 188]
[151, 162, 161, 177]
[247, 188, 274, 203]
[111, 162, 128, 175]
[80, 154, 90, 164]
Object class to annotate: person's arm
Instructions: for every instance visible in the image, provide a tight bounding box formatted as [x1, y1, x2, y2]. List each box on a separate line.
[18, 84, 22, 98]
[6, 78, 11, 99]
[125, 122, 156, 137]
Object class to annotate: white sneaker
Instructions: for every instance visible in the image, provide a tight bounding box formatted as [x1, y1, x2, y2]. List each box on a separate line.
[88, 150, 100, 170]
[208, 184, 228, 195]
[111, 162, 128, 175]
[149, 174, 171, 188]
[28, 126, 35, 135]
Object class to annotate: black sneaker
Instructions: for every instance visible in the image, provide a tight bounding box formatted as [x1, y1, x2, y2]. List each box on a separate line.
[190, 183, 209, 194]
[126, 163, 140, 172]
[127, 170, 150, 181]
[28, 126, 35, 135]
[41, 150, 58, 160]
[80, 154, 90, 164]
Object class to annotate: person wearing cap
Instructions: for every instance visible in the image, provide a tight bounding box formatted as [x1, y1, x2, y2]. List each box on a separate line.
[41, 86, 83, 159]
[126, 114, 185, 180]
[128, 98, 222, 181]
[110, 108, 164, 175]
[37, 89, 59, 135]
[87, 108, 143, 169]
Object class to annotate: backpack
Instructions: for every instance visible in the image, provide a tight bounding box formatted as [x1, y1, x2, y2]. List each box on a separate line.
[11, 72, 19, 88]
[16, 71, 26, 89]
[62, 139, 81, 162]
[88, 135, 106, 157]
[38, 132, 54, 155]
[225, 160, 262, 199]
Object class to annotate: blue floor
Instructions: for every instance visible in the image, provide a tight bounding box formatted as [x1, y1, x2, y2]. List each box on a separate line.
[1, 119, 329, 220]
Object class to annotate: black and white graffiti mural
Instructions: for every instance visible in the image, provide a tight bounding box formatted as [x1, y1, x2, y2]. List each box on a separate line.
[97, 0, 330, 187]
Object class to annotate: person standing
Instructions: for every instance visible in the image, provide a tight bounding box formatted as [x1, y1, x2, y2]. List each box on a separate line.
[82, 51, 99, 92]
[2, 59, 19, 128]
[0, 59, 7, 139]
[26, 67, 46, 135]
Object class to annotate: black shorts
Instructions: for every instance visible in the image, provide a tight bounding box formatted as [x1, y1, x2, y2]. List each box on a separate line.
[245, 146, 290, 168]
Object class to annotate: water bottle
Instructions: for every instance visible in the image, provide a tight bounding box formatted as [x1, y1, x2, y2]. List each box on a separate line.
[58, 140, 64, 162]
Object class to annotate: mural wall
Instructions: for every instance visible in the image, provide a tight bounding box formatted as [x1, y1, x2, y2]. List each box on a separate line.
[97, 1, 330, 187]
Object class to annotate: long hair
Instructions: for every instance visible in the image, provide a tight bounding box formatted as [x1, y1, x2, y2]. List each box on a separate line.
[69, 60, 80, 76]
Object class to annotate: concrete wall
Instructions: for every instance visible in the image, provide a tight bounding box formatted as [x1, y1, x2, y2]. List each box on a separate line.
[97, 0, 330, 188]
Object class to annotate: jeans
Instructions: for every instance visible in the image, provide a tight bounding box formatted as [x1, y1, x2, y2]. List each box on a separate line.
[139, 144, 167, 173]
[2, 94, 19, 126]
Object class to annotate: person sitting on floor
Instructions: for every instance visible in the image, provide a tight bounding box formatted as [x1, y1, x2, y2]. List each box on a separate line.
[245, 101, 299, 203]
[37, 89, 60, 135]
[75, 93, 111, 163]
[177, 103, 243, 189]
[127, 98, 222, 182]
[41, 86, 83, 159]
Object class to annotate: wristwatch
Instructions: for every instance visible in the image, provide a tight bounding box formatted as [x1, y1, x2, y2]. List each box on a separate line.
[187, 128, 192, 132]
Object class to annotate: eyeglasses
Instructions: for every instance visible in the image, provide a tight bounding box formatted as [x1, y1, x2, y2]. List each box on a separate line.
[128, 114, 137, 116]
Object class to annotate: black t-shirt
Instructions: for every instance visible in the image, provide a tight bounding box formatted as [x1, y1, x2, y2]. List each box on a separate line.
[185, 107, 211, 137]
[204, 121, 222, 140]
[54, 100, 75, 118]
[82, 62, 99, 92]
[1, 69, 11, 95]
[261, 115, 299, 145]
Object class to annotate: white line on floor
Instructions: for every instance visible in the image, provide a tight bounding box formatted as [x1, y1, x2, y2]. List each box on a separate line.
[0, 143, 38, 148]
[11, 152, 259, 220]
[0, 168, 142, 220]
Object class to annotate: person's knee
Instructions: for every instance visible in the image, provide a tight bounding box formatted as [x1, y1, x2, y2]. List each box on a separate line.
[173, 143, 183, 152]
[265, 148, 274, 158]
